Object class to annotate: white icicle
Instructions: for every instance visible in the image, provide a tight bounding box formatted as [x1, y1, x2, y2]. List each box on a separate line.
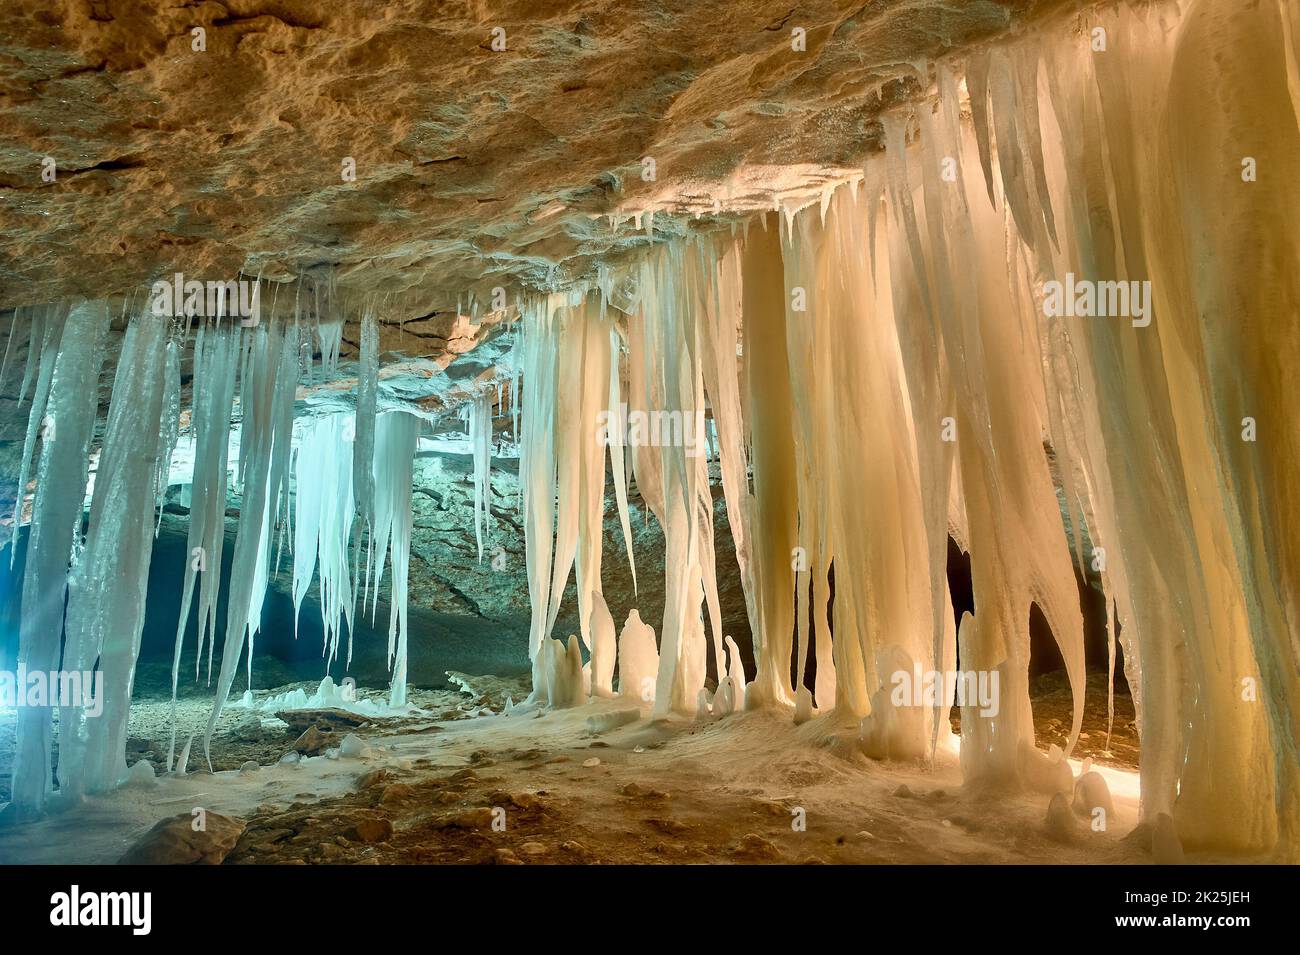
[154, 338, 182, 533]
[370, 411, 418, 706]
[63, 311, 168, 798]
[353, 306, 379, 600]
[168, 321, 239, 770]
[9, 305, 66, 562]
[204, 321, 298, 764]
[469, 391, 493, 562]
[8, 302, 109, 817]
[292, 413, 356, 667]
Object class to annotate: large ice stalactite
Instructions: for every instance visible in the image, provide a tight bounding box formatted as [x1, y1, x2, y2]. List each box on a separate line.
[286, 406, 419, 704]
[352, 306, 379, 591]
[203, 320, 298, 761]
[517, 290, 622, 700]
[9, 306, 66, 563]
[168, 322, 239, 770]
[518, 294, 561, 695]
[63, 314, 172, 798]
[514, 0, 1299, 858]
[291, 413, 356, 667]
[371, 411, 419, 707]
[9, 303, 109, 817]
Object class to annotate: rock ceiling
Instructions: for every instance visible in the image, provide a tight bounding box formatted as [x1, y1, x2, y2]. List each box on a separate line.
[0, 0, 1071, 315]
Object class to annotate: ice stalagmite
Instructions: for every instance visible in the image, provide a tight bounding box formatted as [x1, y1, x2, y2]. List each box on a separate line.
[617, 609, 658, 702]
[9, 302, 109, 817]
[544, 635, 586, 709]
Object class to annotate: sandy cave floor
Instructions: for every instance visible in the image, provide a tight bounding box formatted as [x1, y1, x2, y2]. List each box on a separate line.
[0, 669, 1190, 866]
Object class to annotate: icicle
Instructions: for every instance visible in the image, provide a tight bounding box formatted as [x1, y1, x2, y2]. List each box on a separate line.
[9, 305, 66, 563]
[469, 392, 493, 562]
[606, 326, 637, 594]
[62, 310, 168, 798]
[154, 338, 182, 534]
[0, 305, 19, 389]
[168, 320, 239, 771]
[371, 411, 418, 706]
[353, 305, 379, 604]
[8, 302, 109, 817]
[317, 315, 343, 374]
[203, 321, 297, 764]
[291, 413, 355, 666]
[964, 51, 999, 209]
[16, 304, 48, 407]
[988, 49, 1045, 257]
[882, 112, 935, 329]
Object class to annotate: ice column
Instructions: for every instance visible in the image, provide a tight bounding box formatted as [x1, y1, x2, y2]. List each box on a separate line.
[9, 302, 109, 816]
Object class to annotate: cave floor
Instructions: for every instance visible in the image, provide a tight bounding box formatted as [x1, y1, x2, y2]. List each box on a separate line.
[0, 674, 1183, 865]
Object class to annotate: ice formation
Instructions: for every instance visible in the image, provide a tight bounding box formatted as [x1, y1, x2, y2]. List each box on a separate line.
[203, 319, 298, 762]
[370, 411, 419, 707]
[2, 0, 1296, 863]
[507, 0, 1299, 857]
[64, 314, 171, 798]
[467, 391, 493, 562]
[6, 305, 423, 808]
[291, 412, 356, 666]
[9, 302, 109, 816]
[167, 321, 239, 769]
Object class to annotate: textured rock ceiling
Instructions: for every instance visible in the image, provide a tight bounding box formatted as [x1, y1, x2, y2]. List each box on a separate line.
[0, 0, 1070, 314]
